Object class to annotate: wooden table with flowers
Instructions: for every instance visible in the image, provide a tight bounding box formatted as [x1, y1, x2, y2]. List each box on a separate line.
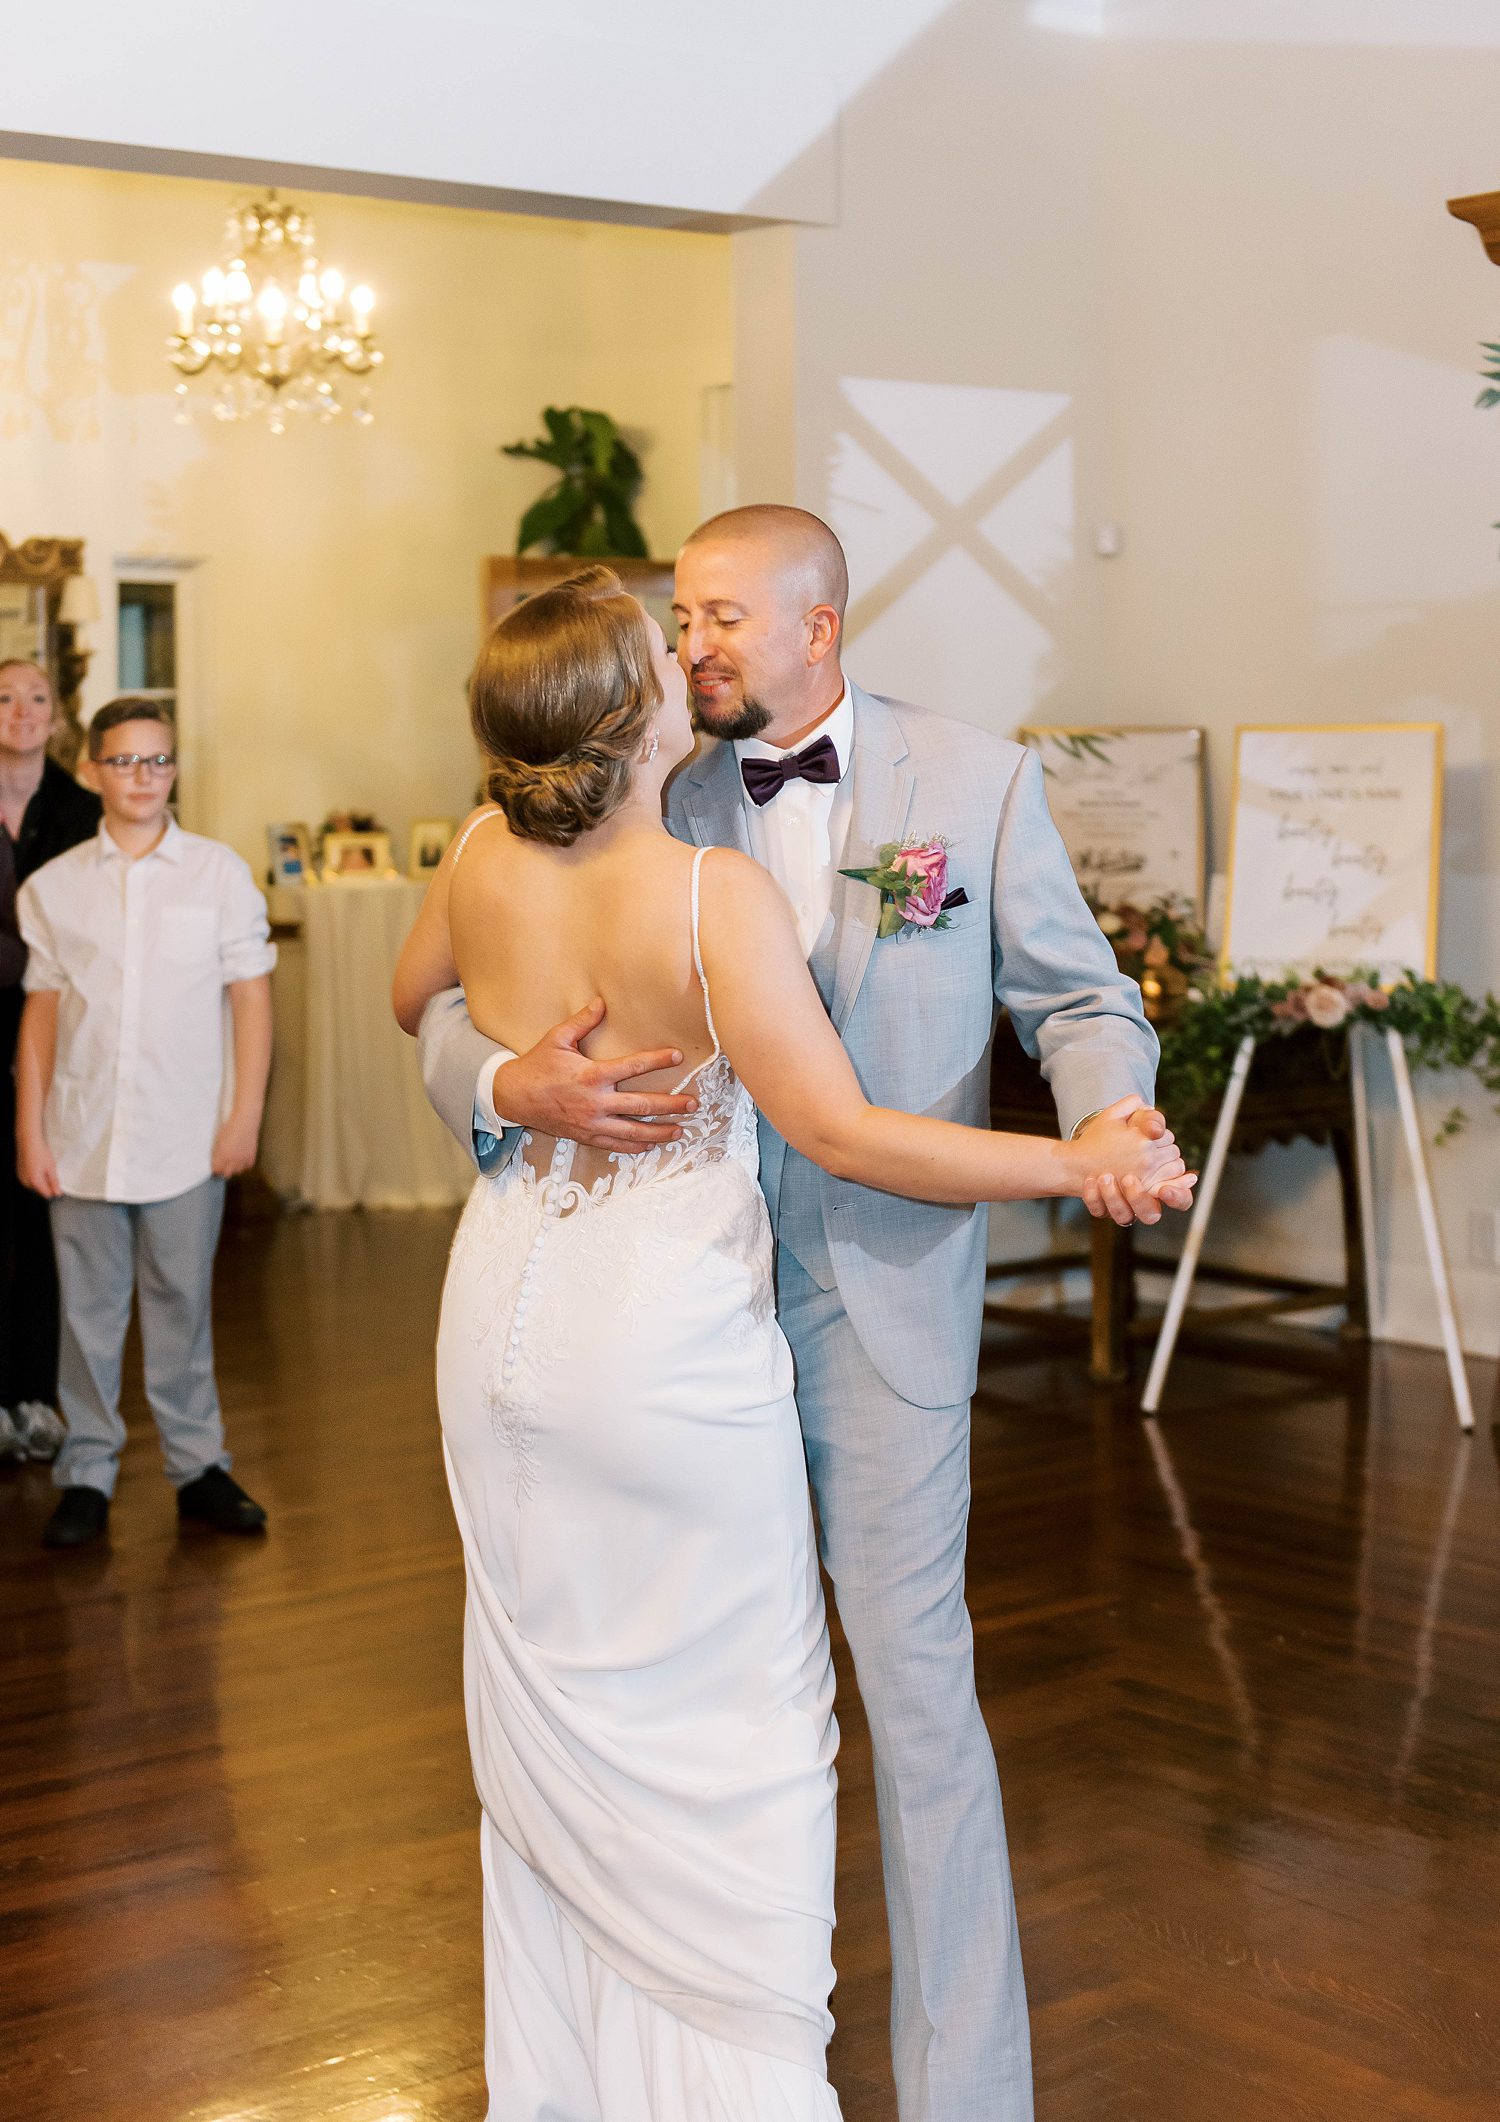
[985, 897, 1500, 1384]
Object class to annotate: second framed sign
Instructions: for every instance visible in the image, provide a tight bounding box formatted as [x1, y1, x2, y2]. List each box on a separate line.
[1220, 722, 1443, 983]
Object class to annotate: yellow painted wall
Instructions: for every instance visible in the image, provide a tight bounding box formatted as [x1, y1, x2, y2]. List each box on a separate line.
[0, 155, 732, 869]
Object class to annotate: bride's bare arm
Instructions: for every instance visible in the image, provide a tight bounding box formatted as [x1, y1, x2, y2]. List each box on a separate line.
[392, 815, 477, 1034]
[699, 852, 1189, 1211]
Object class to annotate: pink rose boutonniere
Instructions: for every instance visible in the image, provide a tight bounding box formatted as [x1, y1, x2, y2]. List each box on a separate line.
[840, 837, 970, 940]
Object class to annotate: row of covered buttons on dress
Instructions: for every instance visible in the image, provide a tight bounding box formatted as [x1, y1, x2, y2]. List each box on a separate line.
[500, 1143, 571, 1397]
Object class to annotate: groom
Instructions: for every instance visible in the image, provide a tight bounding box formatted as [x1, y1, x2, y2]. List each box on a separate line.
[419, 506, 1165, 2120]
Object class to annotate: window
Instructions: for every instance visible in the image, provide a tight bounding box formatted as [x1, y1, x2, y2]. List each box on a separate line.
[117, 580, 177, 710]
[113, 557, 204, 828]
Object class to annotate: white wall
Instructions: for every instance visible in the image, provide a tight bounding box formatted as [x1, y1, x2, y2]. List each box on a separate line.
[1089, 18, 1500, 1355]
[785, 2, 1106, 728]
[0, 155, 732, 872]
[745, 0, 1500, 1353]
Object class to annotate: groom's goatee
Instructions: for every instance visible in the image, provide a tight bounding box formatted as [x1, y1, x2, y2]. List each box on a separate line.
[693, 695, 773, 742]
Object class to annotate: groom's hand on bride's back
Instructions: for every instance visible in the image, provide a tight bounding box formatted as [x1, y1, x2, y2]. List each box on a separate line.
[492, 998, 699, 1152]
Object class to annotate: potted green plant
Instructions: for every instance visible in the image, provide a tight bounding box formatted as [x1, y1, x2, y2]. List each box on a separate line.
[501, 405, 648, 558]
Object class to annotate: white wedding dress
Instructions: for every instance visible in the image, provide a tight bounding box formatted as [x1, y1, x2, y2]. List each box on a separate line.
[436, 845, 842, 2121]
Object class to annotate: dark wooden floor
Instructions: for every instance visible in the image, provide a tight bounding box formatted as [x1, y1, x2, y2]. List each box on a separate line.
[2, 1209, 1497, 2122]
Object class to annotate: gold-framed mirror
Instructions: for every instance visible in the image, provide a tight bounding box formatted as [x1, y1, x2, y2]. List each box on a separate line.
[0, 533, 95, 768]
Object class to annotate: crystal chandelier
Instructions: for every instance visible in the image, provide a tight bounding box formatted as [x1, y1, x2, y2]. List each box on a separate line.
[168, 192, 384, 432]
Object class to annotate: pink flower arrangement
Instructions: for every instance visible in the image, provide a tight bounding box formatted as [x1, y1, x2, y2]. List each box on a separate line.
[1087, 893, 1213, 1022]
[1271, 973, 1390, 1030]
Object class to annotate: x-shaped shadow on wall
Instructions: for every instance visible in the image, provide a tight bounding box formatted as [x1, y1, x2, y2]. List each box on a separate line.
[837, 394, 1074, 644]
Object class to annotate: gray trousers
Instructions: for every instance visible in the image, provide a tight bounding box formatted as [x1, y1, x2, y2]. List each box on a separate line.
[50, 1179, 230, 1499]
[778, 1247, 1034, 2122]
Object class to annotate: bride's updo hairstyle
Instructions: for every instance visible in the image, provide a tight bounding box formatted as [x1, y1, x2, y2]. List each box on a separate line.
[469, 564, 662, 848]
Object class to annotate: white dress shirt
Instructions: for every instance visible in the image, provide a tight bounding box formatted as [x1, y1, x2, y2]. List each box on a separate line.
[733, 685, 855, 961]
[18, 820, 277, 1203]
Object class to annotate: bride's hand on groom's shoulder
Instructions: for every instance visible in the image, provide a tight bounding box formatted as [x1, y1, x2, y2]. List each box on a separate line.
[492, 998, 702, 1152]
[1070, 1096, 1198, 1228]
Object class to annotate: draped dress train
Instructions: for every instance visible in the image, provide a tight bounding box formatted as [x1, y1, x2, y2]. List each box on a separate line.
[436, 846, 843, 2120]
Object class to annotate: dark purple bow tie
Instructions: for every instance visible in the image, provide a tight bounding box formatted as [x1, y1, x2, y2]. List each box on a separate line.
[740, 732, 841, 807]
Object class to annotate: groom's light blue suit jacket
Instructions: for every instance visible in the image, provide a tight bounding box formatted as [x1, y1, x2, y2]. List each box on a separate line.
[420, 683, 1157, 1409]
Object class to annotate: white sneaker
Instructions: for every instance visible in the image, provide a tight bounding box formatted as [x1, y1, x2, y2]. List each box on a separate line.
[0, 1407, 22, 1463]
[14, 1402, 66, 1461]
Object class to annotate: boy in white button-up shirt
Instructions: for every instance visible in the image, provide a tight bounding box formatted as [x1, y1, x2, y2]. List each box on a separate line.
[15, 700, 276, 1550]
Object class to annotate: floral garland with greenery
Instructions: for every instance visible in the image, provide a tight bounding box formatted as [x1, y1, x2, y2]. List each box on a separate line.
[1089, 895, 1500, 1165]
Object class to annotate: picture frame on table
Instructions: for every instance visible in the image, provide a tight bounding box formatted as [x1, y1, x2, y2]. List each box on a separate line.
[266, 821, 314, 887]
[321, 829, 393, 881]
[408, 818, 456, 879]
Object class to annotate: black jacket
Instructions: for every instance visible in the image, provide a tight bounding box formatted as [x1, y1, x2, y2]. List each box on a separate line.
[0, 757, 103, 1047]
[14, 756, 103, 886]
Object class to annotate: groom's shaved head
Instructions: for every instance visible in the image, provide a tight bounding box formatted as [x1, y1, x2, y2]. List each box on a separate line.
[680, 505, 849, 620]
[674, 505, 849, 745]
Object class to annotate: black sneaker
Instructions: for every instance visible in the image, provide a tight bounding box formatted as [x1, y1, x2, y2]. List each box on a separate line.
[176, 1466, 268, 1535]
[42, 1486, 111, 1549]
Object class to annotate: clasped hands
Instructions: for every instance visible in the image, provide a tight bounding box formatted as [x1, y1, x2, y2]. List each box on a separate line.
[1071, 1096, 1197, 1226]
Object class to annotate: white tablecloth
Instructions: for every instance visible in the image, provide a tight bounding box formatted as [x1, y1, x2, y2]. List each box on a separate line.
[261, 879, 474, 1211]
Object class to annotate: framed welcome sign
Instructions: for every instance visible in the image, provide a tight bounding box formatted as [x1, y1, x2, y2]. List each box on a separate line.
[1019, 724, 1205, 911]
[1219, 723, 1443, 983]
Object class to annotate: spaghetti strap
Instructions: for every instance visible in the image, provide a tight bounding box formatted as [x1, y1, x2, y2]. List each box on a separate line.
[451, 806, 504, 863]
[688, 846, 722, 1063]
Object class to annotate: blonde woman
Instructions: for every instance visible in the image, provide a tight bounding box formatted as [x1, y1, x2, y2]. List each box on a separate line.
[0, 660, 98, 1466]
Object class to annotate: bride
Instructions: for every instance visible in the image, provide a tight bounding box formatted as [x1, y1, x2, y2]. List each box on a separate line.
[393, 566, 1190, 2121]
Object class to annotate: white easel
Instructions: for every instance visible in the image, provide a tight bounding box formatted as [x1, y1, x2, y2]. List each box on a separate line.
[1140, 1022, 1474, 1430]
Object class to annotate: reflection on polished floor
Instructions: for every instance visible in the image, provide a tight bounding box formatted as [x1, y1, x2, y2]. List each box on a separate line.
[1, 1209, 1496, 2122]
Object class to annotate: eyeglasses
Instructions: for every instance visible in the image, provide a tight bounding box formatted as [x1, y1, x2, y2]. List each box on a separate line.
[96, 753, 177, 776]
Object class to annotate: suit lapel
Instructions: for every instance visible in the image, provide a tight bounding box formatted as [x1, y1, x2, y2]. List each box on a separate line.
[676, 699, 914, 1033]
[828, 687, 914, 1032]
[675, 738, 751, 854]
